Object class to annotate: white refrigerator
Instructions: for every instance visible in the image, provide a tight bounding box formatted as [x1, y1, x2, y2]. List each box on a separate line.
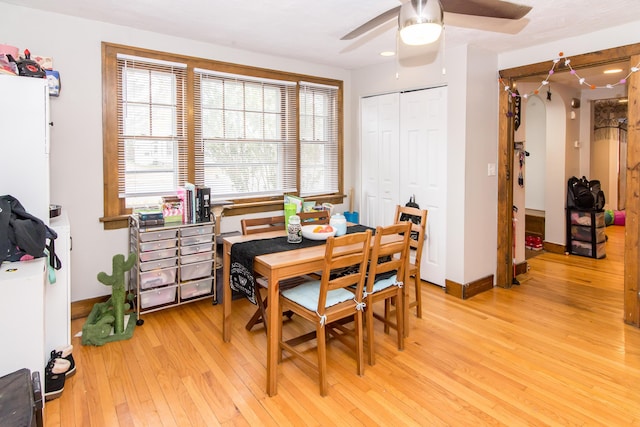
[0, 74, 50, 224]
[0, 75, 71, 391]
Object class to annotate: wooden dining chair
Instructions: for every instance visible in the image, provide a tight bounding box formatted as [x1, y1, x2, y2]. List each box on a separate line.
[394, 205, 428, 319]
[241, 216, 305, 332]
[279, 230, 372, 396]
[241, 215, 286, 235]
[363, 222, 412, 365]
[298, 210, 330, 224]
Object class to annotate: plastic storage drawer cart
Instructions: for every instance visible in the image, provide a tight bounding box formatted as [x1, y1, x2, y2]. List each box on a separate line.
[566, 208, 606, 259]
[129, 216, 215, 324]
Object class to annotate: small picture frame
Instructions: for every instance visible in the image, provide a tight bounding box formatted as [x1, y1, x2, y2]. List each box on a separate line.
[46, 70, 60, 97]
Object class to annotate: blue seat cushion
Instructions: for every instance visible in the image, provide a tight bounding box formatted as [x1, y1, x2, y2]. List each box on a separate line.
[281, 280, 356, 311]
[371, 274, 399, 293]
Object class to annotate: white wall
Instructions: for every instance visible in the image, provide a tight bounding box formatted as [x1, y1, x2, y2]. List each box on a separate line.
[543, 86, 569, 246]
[525, 95, 546, 211]
[0, 3, 351, 301]
[462, 46, 499, 284]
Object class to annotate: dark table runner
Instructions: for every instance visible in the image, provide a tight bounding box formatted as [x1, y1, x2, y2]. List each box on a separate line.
[230, 225, 373, 304]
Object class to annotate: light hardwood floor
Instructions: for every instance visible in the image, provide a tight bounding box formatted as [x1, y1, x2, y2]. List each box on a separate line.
[45, 225, 640, 426]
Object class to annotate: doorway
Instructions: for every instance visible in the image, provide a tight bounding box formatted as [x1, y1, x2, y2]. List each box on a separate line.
[496, 44, 640, 326]
[592, 98, 628, 211]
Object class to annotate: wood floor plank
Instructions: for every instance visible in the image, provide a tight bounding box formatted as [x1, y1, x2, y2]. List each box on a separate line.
[45, 225, 640, 426]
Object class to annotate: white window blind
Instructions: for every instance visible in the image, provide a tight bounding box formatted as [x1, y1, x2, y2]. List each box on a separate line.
[194, 68, 298, 199]
[299, 81, 339, 197]
[116, 54, 187, 202]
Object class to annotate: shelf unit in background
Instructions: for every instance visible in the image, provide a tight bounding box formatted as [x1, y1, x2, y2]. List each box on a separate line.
[129, 216, 216, 324]
[566, 207, 606, 259]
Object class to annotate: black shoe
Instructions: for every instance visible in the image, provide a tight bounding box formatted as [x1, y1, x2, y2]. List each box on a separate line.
[44, 359, 67, 401]
[50, 345, 75, 377]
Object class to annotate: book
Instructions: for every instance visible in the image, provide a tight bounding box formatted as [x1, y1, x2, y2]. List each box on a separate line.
[196, 186, 211, 222]
[138, 218, 165, 227]
[185, 182, 196, 223]
[284, 194, 304, 213]
[134, 207, 164, 222]
[177, 187, 188, 223]
[161, 196, 183, 223]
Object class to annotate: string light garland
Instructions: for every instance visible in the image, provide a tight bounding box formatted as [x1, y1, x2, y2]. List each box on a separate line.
[499, 52, 640, 100]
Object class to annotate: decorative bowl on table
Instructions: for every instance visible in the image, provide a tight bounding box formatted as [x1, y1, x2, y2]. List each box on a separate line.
[301, 224, 337, 240]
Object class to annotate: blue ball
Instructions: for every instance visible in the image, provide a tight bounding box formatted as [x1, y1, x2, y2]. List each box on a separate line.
[604, 209, 614, 226]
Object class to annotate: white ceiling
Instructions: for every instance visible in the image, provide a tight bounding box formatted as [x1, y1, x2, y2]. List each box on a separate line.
[4, 0, 640, 71]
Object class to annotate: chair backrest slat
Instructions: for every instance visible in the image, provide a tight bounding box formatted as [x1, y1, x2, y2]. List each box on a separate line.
[394, 205, 428, 262]
[366, 222, 412, 293]
[316, 230, 372, 314]
[241, 216, 286, 235]
[298, 210, 330, 225]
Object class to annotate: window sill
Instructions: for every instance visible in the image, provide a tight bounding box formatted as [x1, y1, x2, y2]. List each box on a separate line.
[101, 194, 346, 230]
[100, 215, 131, 230]
[225, 194, 345, 216]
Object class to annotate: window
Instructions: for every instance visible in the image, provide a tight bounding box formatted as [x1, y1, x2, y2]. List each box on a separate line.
[116, 54, 187, 206]
[102, 43, 343, 228]
[299, 82, 339, 197]
[194, 70, 297, 199]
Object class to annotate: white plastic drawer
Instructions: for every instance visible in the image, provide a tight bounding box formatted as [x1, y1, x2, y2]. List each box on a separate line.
[139, 257, 177, 272]
[180, 277, 213, 300]
[140, 266, 177, 290]
[571, 240, 606, 258]
[570, 225, 606, 243]
[140, 239, 177, 252]
[140, 285, 177, 309]
[180, 251, 213, 265]
[180, 242, 214, 256]
[180, 225, 214, 237]
[139, 248, 178, 262]
[569, 210, 605, 227]
[181, 233, 214, 246]
[139, 229, 178, 242]
[180, 260, 213, 282]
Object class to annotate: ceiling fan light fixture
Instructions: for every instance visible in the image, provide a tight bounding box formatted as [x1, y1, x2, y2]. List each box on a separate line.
[399, 0, 443, 46]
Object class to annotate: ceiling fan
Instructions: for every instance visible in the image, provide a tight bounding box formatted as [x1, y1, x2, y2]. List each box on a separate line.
[341, 0, 533, 47]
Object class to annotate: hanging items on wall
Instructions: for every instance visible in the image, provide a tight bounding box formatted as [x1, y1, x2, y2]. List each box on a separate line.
[514, 141, 528, 188]
[518, 151, 525, 187]
[513, 89, 521, 130]
[499, 51, 640, 99]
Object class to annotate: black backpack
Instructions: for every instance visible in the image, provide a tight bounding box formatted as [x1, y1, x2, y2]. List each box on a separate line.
[399, 195, 422, 241]
[589, 179, 606, 211]
[0, 195, 60, 269]
[567, 176, 606, 211]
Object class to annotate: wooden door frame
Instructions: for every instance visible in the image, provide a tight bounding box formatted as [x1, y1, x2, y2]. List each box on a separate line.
[496, 43, 640, 326]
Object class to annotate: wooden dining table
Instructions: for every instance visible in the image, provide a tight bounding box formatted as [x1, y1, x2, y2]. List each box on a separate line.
[222, 227, 408, 397]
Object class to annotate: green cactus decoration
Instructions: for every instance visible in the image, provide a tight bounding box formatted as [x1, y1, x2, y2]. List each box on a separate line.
[82, 253, 137, 346]
[97, 253, 136, 334]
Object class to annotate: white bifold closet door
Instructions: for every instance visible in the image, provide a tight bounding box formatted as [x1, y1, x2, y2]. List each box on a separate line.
[361, 92, 400, 228]
[361, 86, 447, 287]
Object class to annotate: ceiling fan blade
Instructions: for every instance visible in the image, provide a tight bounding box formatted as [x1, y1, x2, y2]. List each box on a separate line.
[444, 12, 529, 34]
[340, 20, 397, 54]
[340, 5, 401, 40]
[441, 0, 532, 20]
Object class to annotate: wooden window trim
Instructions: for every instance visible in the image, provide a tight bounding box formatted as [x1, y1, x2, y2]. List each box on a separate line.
[101, 42, 345, 229]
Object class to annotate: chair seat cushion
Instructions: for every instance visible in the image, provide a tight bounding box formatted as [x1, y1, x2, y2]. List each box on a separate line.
[281, 280, 355, 311]
[371, 274, 399, 293]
